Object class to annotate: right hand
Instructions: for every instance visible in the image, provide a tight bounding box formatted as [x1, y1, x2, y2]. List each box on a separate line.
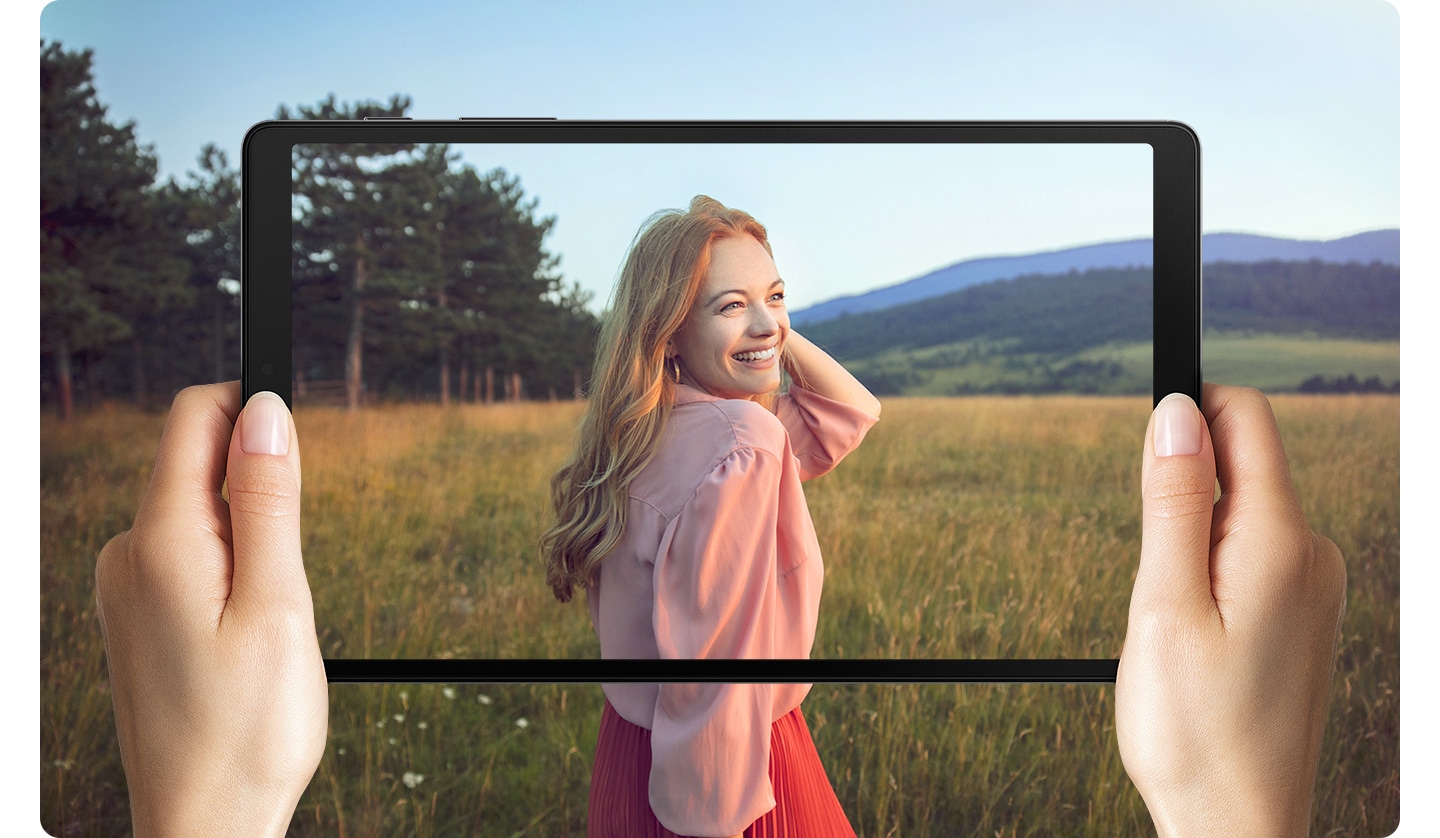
[1116, 384, 1346, 836]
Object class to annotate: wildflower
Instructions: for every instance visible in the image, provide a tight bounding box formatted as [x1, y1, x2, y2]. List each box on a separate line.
[337, 748, 347, 756]
[442, 687, 457, 700]
[515, 717, 530, 730]
[402, 771, 425, 789]
[393, 713, 405, 723]
[376, 720, 386, 728]
[399, 690, 409, 703]
[389, 737, 398, 745]
[477, 694, 492, 705]
[417, 722, 428, 730]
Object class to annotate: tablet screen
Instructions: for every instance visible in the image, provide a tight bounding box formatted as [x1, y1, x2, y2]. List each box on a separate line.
[243, 122, 1200, 680]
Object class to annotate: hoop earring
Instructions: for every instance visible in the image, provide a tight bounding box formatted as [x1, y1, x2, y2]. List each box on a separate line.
[669, 356, 681, 385]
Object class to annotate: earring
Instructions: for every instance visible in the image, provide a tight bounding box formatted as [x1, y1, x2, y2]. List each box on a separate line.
[669, 356, 681, 384]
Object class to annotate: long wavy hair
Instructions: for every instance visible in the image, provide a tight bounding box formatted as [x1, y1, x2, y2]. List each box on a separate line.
[540, 195, 777, 602]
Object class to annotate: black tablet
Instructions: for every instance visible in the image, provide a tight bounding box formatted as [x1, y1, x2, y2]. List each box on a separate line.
[242, 120, 1200, 683]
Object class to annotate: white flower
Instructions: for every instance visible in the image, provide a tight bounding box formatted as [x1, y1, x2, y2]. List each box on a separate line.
[393, 713, 405, 723]
[402, 771, 425, 789]
[515, 717, 529, 729]
[389, 737, 398, 745]
[477, 694, 492, 705]
[399, 690, 409, 702]
[417, 722, 428, 730]
[442, 687, 457, 700]
[376, 720, 385, 728]
[337, 748, 347, 756]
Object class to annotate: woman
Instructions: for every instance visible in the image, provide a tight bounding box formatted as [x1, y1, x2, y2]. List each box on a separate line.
[541, 196, 881, 837]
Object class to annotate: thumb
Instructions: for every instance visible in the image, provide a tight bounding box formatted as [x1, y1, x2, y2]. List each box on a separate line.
[224, 391, 309, 616]
[1130, 393, 1218, 623]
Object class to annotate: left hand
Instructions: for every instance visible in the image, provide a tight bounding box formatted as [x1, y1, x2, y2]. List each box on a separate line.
[95, 382, 328, 837]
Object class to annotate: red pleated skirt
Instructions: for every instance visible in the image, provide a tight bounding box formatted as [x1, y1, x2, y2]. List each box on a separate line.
[588, 699, 856, 837]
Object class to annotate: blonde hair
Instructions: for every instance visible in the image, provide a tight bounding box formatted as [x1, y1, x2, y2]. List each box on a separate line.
[541, 196, 773, 602]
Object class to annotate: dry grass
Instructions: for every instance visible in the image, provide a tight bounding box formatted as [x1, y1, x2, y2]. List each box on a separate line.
[40, 394, 1398, 836]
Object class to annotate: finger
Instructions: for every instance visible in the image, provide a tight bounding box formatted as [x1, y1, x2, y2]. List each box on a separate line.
[1201, 383, 1306, 524]
[1131, 392, 1219, 622]
[223, 390, 310, 617]
[114, 383, 241, 616]
[134, 382, 243, 531]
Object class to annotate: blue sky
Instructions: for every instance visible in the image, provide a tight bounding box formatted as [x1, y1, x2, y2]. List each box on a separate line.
[16, 1, 1440, 835]
[37, 0, 1399, 310]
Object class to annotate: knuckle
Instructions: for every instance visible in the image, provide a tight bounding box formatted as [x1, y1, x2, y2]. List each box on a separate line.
[226, 464, 301, 519]
[1144, 466, 1215, 520]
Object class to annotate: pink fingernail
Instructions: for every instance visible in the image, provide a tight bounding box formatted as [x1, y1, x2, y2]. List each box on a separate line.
[1154, 393, 1202, 457]
[240, 392, 291, 456]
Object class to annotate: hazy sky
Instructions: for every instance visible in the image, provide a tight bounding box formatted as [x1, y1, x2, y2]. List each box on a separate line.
[38, 0, 1398, 308]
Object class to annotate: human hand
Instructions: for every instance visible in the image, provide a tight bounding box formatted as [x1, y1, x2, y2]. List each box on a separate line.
[95, 383, 328, 837]
[1116, 384, 1346, 837]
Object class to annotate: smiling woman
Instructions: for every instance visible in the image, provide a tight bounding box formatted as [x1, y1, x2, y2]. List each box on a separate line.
[669, 235, 790, 401]
[539, 196, 882, 836]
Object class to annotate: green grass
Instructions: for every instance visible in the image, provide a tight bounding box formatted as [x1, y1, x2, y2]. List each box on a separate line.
[840, 333, 1399, 396]
[40, 394, 1398, 836]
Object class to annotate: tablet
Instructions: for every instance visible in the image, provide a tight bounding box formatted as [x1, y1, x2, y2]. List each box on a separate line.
[241, 120, 1200, 683]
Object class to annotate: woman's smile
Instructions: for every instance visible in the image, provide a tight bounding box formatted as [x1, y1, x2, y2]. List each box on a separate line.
[670, 234, 790, 401]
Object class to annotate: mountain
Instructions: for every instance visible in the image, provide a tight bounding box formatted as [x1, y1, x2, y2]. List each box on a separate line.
[790, 228, 1399, 326]
[802, 259, 1399, 396]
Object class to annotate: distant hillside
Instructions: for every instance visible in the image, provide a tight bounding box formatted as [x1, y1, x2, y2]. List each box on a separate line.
[805, 259, 1399, 363]
[791, 229, 1399, 326]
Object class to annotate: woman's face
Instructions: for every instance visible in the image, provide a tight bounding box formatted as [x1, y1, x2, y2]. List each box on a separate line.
[668, 234, 789, 401]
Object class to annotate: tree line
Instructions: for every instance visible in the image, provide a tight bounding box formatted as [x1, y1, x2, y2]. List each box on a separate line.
[805, 260, 1400, 365]
[40, 41, 598, 419]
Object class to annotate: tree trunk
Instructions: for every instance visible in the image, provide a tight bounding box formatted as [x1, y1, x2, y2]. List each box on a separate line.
[509, 370, 523, 402]
[345, 243, 368, 412]
[484, 365, 495, 405]
[55, 338, 74, 421]
[213, 293, 225, 384]
[131, 336, 147, 408]
[458, 355, 470, 405]
[439, 345, 451, 407]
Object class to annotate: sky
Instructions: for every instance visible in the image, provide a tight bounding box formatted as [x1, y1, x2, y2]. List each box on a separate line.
[37, 0, 1399, 310]
[16, 1, 1440, 836]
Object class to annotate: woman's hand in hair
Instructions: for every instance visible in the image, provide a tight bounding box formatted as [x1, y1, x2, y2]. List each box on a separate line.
[782, 330, 882, 418]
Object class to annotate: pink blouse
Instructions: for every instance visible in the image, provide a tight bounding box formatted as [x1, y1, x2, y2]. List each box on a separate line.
[587, 384, 878, 835]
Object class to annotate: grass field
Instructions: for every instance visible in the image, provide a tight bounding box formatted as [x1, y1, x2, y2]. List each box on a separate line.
[40, 393, 1398, 836]
[845, 333, 1400, 397]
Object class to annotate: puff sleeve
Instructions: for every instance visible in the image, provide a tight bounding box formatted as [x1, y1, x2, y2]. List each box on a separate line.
[775, 387, 880, 481]
[648, 443, 813, 836]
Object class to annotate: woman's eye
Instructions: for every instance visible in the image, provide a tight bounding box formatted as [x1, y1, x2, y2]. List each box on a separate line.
[769, 292, 786, 303]
[720, 301, 742, 313]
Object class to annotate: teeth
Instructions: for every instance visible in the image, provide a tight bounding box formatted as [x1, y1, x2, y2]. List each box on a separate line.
[732, 347, 776, 362]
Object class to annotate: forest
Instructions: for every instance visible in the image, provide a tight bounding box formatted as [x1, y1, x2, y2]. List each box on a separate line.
[39, 41, 598, 419]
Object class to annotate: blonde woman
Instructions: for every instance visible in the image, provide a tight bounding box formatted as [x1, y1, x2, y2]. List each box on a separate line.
[541, 196, 882, 837]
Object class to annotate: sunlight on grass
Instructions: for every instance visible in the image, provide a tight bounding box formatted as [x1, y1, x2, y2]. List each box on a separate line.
[41, 394, 1398, 836]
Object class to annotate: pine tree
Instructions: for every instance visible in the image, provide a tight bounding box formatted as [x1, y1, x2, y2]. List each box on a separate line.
[41, 41, 185, 417]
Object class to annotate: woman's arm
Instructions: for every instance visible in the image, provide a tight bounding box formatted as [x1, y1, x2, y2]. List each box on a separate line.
[783, 330, 882, 418]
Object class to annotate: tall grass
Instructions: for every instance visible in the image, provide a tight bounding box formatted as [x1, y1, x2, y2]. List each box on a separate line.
[40, 394, 1398, 836]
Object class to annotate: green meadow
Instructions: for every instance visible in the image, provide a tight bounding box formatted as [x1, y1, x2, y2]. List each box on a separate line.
[41, 394, 1398, 836]
[844, 333, 1399, 397]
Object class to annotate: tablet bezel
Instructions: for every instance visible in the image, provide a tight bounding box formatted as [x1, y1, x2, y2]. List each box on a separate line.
[242, 120, 1201, 683]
